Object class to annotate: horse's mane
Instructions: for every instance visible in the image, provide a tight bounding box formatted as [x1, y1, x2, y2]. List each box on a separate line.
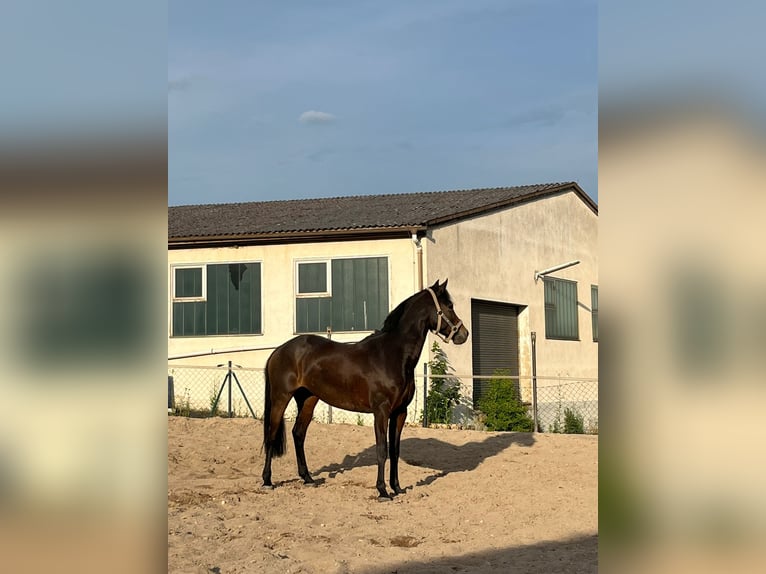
[378, 290, 423, 334]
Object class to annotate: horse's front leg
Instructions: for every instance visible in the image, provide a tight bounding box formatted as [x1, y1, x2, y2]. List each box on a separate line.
[293, 393, 319, 485]
[388, 408, 407, 495]
[373, 412, 390, 500]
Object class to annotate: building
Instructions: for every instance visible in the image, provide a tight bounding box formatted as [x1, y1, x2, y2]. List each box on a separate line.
[168, 182, 597, 424]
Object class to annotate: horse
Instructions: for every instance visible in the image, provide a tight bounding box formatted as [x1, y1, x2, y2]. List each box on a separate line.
[261, 278, 469, 500]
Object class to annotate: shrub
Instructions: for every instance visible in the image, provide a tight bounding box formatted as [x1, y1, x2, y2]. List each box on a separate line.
[549, 403, 586, 434]
[422, 342, 462, 425]
[175, 388, 191, 417]
[476, 369, 533, 432]
[563, 407, 585, 434]
[209, 383, 220, 416]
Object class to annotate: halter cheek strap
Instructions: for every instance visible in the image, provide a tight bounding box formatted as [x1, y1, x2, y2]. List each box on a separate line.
[426, 288, 463, 344]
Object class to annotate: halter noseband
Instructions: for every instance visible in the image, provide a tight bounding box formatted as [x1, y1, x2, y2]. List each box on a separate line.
[426, 288, 463, 344]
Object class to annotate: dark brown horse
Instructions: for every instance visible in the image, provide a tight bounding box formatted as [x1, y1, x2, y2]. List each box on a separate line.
[262, 279, 469, 500]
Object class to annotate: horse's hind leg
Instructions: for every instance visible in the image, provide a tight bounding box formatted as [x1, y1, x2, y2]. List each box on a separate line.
[262, 390, 292, 489]
[388, 408, 408, 495]
[373, 411, 391, 500]
[293, 389, 319, 484]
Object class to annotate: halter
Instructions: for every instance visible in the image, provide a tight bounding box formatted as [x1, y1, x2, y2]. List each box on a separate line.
[426, 288, 463, 344]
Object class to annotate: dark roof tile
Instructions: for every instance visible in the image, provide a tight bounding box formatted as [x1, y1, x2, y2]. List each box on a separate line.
[169, 182, 594, 240]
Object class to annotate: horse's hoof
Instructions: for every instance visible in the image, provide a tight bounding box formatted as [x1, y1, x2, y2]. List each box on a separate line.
[377, 495, 393, 502]
[261, 484, 275, 491]
[303, 480, 317, 487]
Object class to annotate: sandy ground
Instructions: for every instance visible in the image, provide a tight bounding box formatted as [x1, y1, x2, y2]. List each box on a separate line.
[168, 417, 597, 574]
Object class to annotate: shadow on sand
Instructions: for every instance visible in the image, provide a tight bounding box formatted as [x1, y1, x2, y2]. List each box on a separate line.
[361, 533, 598, 574]
[314, 431, 535, 487]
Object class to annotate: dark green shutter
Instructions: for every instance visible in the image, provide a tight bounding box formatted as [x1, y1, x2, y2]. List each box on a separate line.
[298, 262, 327, 293]
[175, 267, 202, 298]
[543, 277, 579, 340]
[296, 297, 332, 333]
[471, 300, 520, 405]
[296, 257, 388, 333]
[591, 285, 598, 342]
[171, 263, 261, 337]
[332, 258, 388, 331]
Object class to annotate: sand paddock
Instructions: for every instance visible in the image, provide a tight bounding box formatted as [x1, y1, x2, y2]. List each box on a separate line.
[168, 417, 597, 573]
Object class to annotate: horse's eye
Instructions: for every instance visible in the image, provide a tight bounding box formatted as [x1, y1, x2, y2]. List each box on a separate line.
[448, 303, 454, 310]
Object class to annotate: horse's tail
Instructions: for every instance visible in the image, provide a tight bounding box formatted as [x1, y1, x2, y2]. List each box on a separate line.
[263, 355, 287, 457]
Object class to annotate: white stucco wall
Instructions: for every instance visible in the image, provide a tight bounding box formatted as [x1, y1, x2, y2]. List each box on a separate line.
[423, 190, 598, 404]
[168, 236, 430, 423]
[168, 236, 421, 365]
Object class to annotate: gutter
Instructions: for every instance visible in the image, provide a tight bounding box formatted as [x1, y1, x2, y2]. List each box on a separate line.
[168, 226, 421, 249]
[411, 230, 424, 290]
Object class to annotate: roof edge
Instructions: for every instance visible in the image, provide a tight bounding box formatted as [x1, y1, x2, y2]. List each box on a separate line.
[424, 182, 597, 226]
[168, 226, 426, 249]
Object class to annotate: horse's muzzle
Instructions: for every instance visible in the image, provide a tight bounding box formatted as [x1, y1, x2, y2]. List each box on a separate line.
[452, 326, 469, 345]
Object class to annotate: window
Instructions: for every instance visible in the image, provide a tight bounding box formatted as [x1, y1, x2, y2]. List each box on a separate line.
[297, 261, 331, 296]
[296, 257, 388, 333]
[171, 262, 262, 337]
[591, 285, 598, 342]
[173, 266, 204, 300]
[543, 277, 579, 340]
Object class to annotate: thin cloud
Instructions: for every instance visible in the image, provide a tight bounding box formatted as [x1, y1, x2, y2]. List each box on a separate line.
[505, 103, 568, 128]
[504, 90, 596, 129]
[168, 75, 195, 93]
[299, 110, 337, 124]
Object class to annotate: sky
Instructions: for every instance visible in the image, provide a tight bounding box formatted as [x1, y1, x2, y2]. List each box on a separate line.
[169, 0, 598, 206]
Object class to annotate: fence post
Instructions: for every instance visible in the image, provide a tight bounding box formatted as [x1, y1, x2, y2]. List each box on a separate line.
[326, 326, 333, 424]
[227, 360, 233, 418]
[531, 332, 539, 432]
[167, 375, 175, 412]
[230, 367, 257, 419]
[211, 364, 228, 417]
[422, 362, 428, 428]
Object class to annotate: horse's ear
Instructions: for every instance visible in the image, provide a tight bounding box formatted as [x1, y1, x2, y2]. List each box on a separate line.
[441, 278, 449, 292]
[430, 279, 440, 291]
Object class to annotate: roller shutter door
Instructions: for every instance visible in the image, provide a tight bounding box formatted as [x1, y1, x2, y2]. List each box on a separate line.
[471, 300, 520, 405]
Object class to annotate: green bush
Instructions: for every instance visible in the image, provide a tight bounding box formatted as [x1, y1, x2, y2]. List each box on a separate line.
[476, 369, 533, 432]
[422, 342, 462, 425]
[549, 404, 586, 434]
[564, 407, 585, 434]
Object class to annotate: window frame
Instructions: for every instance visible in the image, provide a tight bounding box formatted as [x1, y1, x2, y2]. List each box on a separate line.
[171, 265, 207, 302]
[293, 255, 390, 335]
[170, 260, 263, 338]
[295, 260, 332, 298]
[543, 276, 580, 341]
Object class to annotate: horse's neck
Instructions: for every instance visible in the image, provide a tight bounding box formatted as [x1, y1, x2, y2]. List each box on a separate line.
[395, 302, 431, 370]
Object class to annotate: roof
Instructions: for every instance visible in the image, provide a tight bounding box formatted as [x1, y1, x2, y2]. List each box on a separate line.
[169, 182, 596, 246]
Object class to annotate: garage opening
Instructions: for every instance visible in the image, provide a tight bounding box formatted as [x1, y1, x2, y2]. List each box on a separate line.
[471, 299, 522, 406]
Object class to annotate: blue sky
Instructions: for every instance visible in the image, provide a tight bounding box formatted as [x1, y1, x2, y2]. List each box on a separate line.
[169, 0, 597, 206]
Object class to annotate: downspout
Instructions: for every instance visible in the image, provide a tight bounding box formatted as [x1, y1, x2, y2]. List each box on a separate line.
[411, 231, 423, 291]
[412, 230, 426, 427]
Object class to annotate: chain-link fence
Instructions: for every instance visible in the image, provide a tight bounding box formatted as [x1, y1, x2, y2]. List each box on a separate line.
[167, 362, 376, 425]
[167, 364, 597, 434]
[420, 374, 598, 434]
[534, 378, 598, 434]
[167, 363, 264, 418]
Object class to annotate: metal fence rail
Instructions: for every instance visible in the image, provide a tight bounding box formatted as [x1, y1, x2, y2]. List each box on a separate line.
[167, 364, 597, 434]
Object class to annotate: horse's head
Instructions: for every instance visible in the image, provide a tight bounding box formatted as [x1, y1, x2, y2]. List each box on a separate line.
[426, 279, 469, 345]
